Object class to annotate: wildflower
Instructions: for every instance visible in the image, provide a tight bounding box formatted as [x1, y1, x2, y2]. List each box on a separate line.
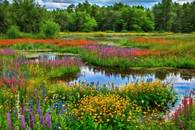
[0, 49, 15, 55]
[40, 113, 45, 127]
[6, 112, 12, 130]
[36, 100, 41, 115]
[20, 115, 25, 129]
[0, 39, 95, 47]
[29, 113, 35, 129]
[45, 112, 52, 129]
[82, 44, 160, 58]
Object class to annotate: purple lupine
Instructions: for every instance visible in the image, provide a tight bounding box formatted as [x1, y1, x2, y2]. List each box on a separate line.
[36, 104, 41, 115]
[40, 113, 45, 127]
[20, 105, 25, 115]
[59, 100, 63, 114]
[20, 115, 25, 129]
[29, 113, 35, 129]
[36, 99, 41, 115]
[45, 112, 52, 129]
[6, 112, 12, 130]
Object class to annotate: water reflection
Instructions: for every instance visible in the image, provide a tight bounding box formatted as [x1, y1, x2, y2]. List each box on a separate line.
[71, 66, 195, 86]
[28, 53, 195, 99]
[70, 66, 195, 106]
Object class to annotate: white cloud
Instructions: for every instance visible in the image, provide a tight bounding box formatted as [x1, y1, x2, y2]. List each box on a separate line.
[36, 0, 195, 10]
[173, 0, 194, 4]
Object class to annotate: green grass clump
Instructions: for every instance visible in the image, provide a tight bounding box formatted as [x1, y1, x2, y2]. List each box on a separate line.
[10, 43, 58, 50]
[47, 66, 80, 78]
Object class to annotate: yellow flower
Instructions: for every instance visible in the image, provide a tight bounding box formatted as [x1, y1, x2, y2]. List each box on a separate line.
[73, 94, 140, 124]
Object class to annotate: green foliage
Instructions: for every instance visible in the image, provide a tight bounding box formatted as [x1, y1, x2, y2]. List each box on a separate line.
[39, 20, 60, 38]
[80, 14, 97, 32]
[118, 39, 150, 49]
[80, 49, 195, 69]
[119, 81, 176, 112]
[153, 1, 195, 32]
[52, 10, 70, 31]
[47, 66, 80, 78]
[0, 0, 195, 33]
[6, 25, 21, 39]
[11, 0, 46, 33]
[0, 1, 11, 33]
[68, 12, 97, 32]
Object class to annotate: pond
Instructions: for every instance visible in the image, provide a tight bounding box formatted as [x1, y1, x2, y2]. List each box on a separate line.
[33, 53, 195, 99]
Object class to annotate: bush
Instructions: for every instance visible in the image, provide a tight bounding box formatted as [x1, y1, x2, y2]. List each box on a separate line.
[119, 81, 176, 112]
[6, 25, 21, 39]
[40, 20, 60, 38]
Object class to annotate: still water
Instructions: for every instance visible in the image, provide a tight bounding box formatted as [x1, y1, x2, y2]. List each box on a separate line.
[35, 53, 195, 98]
[71, 66, 195, 97]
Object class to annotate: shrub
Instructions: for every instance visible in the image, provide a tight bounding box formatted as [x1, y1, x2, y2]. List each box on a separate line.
[6, 25, 21, 39]
[39, 20, 60, 38]
[119, 81, 176, 112]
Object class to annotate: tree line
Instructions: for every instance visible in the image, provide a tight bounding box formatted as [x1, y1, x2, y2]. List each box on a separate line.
[0, 0, 195, 34]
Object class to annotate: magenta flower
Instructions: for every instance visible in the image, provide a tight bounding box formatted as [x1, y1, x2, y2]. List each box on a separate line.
[82, 45, 160, 58]
[0, 49, 15, 55]
[6, 112, 13, 130]
[20, 105, 25, 115]
[20, 115, 25, 129]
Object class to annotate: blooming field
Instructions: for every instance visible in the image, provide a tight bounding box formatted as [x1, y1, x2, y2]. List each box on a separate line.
[82, 45, 160, 58]
[130, 37, 171, 44]
[77, 35, 195, 69]
[0, 48, 194, 129]
[0, 49, 81, 92]
[0, 39, 96, 47]
[0, 33, 195, 129]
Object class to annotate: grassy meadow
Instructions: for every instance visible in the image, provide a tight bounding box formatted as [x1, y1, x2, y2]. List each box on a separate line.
[0, 32, 195, 129]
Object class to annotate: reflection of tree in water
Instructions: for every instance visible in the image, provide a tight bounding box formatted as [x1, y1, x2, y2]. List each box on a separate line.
[88, 66, 195, 81]
[53, 64, 195, 84]
[154, 70, 168, 80]
[88, 66, 155, 78]
[51, 73, 79, 82]
[180, 73, 192, 80]
[154, 70, 179, 80]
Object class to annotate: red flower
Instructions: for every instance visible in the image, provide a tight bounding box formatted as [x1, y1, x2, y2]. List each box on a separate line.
[0, 39, 96, 47]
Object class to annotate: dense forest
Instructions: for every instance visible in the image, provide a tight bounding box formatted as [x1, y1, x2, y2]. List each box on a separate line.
[0, 0, 195, 34]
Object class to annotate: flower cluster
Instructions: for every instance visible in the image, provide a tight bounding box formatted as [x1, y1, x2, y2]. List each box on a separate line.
[171, 96, 193, 129]
[0, 60, 25, 91]
[173, 97, 193, 119]
[73, 94, 141, 124]
[40, 57, 83, 68]
[0, 39, 96, 47]
[83, 45, 160, 58]
[0, 49, 15, 55]
[131, 37, 167, 44]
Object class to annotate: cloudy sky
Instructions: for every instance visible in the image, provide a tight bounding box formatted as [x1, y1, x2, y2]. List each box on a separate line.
[36, 0, 194, 10]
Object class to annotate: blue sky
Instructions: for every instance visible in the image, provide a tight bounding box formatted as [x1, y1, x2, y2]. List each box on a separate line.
[36, 0, 194, 10]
